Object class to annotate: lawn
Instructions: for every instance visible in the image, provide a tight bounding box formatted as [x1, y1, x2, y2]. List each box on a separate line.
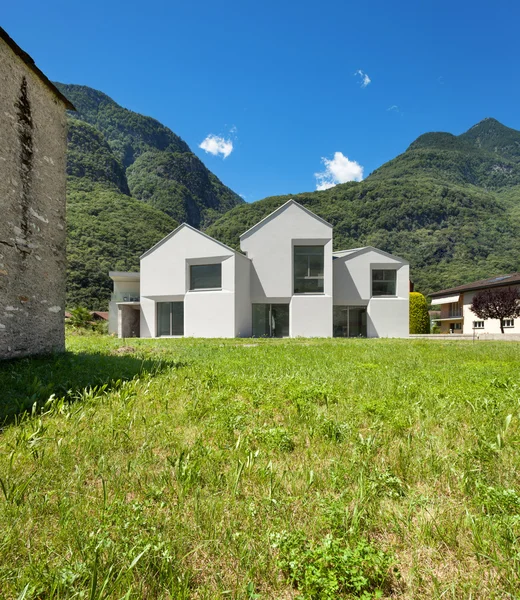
[1, 335, 520, 599]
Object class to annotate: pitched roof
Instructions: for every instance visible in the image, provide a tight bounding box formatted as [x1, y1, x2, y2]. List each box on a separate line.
[333, 246, 409, 264]
[430, 273, 520, 298]
[0, 27, 75, 110]
[140, 223, 248, 260]
[240, 199, 332, 240]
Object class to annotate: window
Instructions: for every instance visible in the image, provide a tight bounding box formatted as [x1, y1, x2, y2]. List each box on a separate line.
[294, 246, 324, 294]
[252, 304, 289, 337]
[473, 321, 484, 329]
[157, 302, 184, 336]
[190, 264, 222, 290]
[503, 319, 515, 328]
[372, 269, 397, 296]
[333, 306, 367, 338]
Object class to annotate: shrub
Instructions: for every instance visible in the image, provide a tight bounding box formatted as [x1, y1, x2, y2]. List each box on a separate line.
[409, 292, 430, 334]
[273, 531, 396, 599]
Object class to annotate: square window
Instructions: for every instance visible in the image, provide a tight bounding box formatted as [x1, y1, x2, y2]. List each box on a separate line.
[372, 269, 397, 296]
[190, 264, 222, 290]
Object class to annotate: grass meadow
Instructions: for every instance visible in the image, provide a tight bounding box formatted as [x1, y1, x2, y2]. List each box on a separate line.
[1, 335, 520, 599]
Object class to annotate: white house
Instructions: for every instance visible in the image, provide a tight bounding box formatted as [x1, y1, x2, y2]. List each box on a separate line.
[430, 273, 520, 335]
[109, 200, 409, 338]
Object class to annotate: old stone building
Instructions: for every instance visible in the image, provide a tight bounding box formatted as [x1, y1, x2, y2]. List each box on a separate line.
[0, 28, 74, 359]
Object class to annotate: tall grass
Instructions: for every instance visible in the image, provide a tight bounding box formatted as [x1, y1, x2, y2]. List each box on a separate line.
[0, 336, 519, 598]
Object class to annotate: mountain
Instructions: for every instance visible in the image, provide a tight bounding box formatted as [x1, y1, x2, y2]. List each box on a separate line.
[56, 84, 244, 309]
[207, 118, 520, 296]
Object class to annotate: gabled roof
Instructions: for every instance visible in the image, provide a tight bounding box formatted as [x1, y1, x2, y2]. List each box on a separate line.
[0, 27, 75, 110]
[240, 199, 332, 240]
[140, 223, 248, 260]
[430, 273, 520, 298]
[333, 246, 409, 264]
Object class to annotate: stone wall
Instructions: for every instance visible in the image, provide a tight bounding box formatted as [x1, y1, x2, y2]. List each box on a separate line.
[0, 40, 68, 358]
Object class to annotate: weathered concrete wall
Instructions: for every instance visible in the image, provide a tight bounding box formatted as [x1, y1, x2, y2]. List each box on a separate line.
[0, 40, 68, 358]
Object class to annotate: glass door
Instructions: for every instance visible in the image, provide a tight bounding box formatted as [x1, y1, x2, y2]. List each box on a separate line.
[252, 304, 289, 337]
[333, 306, 367, 337]
[156, 302, 184, 336]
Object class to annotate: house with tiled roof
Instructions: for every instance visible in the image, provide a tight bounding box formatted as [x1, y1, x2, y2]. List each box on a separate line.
[430, 273, 520, 334]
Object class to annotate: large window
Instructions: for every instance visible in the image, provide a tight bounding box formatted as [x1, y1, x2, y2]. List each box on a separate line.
[372, 269, 397, 296]
[333, 306, 367, 337]
[252, 304, 289, 337]
[294, 246, 324, 294]
[157, 302, 184, 336]
[190, 264, 222, 290]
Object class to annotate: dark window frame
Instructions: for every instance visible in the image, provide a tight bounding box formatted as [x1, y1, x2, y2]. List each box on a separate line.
[293, 245, 325, 295]
[189, 263, 222, 291]
[371, 269, 397, 297]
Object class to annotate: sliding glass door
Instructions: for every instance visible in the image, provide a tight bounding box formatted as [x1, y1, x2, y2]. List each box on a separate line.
[252, 304, 289, 337]
[156, 302, 184, 336]
[333, 306, 367, 337]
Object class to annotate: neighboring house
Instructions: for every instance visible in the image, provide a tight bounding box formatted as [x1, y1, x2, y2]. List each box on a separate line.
[430, 273, 520, 334]
[108, 200, 409, 338]
[0, 28, 74, 359]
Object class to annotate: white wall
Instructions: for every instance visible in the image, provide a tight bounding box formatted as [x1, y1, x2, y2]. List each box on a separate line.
[333, 248, 409, 338]
[234, 254, 252, 337]
[240, 201, 333, 337]
[367, 298, 409, 338]
[240, 201, 333, 300]
[185, 291, 235, 337]
[290, 295, 333, 337]
[140, 225, 244, 338]
[463, 287, 520, 334]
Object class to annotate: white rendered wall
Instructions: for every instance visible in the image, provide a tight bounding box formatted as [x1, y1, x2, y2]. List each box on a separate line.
[234, 254, 252, 337]
[140, 225, 241, 338]
[333, 249, 409, 338]
[462, 288, 519, 334]
[185, 291, 235, 337]
[240, 202, 333, 300]
[367, 298, 409, 338]
[290, 295, 333, 337]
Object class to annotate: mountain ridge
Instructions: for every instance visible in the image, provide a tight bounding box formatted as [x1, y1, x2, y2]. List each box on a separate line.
[207, 118, 520, 296]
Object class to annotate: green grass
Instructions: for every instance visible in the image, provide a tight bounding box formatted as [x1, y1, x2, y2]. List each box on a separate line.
[1, 335, 520, 598]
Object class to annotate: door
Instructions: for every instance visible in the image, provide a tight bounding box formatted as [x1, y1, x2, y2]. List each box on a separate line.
[333, 306, 367, 337]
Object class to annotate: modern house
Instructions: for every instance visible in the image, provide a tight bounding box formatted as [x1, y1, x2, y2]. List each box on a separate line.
[430, 273, 520, 334]
[109, 200, 409, 338]
[0, 28, 74, 359]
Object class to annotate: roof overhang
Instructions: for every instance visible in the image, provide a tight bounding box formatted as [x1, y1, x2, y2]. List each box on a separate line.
[109, 271, 140, 282]
[431, 295, 460, 305]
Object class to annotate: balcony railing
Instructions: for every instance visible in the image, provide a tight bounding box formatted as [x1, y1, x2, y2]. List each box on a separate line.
[111, 293, 140, 302]
[448, 309, 462, 318]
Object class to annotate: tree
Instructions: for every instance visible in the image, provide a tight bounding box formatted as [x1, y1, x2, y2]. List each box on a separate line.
[470, 286, 520, 333]
[409, 292, 430, 334]
[68, 307, 93, 329]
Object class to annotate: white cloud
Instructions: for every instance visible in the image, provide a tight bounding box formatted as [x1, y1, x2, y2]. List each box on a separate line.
[199, 134, 233, 158]
[387, 105, 399, 112]
[354, 69, 371, 88]
[315, 152, 364, 190]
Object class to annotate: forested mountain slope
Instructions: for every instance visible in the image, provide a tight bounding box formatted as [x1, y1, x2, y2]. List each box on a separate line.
[207, 118, 520, 295]
[56, 84, 244, 309]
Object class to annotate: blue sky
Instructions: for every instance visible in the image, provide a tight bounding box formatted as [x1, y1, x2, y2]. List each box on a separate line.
[4, 0, 520, 201]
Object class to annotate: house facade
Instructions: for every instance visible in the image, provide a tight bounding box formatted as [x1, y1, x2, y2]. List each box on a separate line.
[0, 28, 74, 359]
[430, 273, 520, 334]
[109, 200, 409, 339]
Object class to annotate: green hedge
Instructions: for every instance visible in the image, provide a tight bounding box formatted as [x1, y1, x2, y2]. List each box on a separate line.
[410, 292, 430, 334]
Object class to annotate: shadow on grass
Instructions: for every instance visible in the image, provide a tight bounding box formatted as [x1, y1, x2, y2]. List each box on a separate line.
[0, 350, 182, 426]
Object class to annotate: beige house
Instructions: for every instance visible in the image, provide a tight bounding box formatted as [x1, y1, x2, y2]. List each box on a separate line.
[0, 28, 74, 359]
[430, 273, 520, 335]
